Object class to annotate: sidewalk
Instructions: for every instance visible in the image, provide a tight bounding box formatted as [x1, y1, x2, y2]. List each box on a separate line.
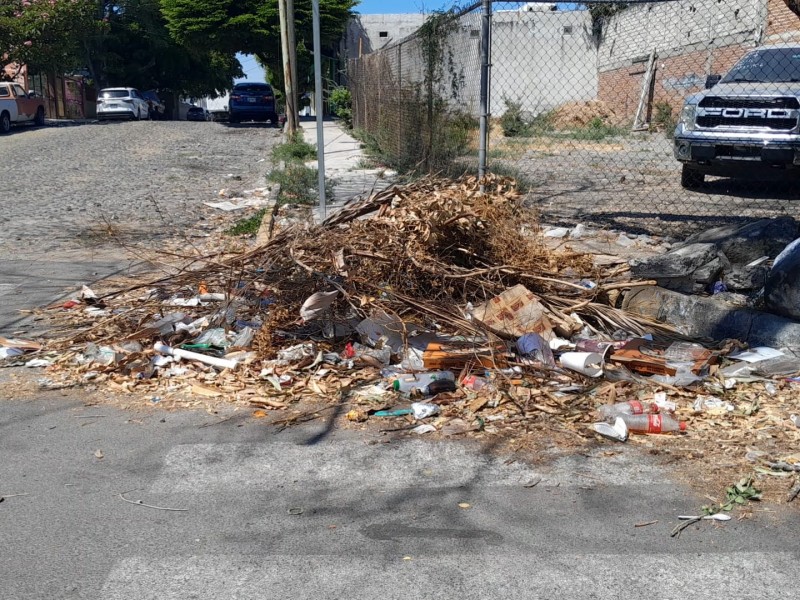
[298, 118, 395, 222]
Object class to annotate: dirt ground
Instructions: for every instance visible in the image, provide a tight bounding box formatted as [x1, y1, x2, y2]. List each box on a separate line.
[491, 129, 800, 237]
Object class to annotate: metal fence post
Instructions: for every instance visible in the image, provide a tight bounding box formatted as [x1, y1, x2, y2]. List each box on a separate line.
[478, 0, 492, 183]
[312, 0, 326, 221]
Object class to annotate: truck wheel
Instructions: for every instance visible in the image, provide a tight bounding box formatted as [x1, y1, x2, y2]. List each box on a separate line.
[0, 111, 10, 134]
[681, 165, 705, 189]
[34, 106, 45, 126]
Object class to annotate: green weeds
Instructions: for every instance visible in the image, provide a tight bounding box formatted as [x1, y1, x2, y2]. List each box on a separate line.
[226, 208, 267, 236]
[271, 133, 316, 163]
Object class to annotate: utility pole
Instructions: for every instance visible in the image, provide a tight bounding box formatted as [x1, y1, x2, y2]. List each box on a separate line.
[278, 0, 298, 135]
[478, 0, 492, 184]
[312, 0, 326, 220]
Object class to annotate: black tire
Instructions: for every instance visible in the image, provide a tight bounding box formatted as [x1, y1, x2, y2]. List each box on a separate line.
[270, 113, 279, 127]
[34, 106, 45, 126]
[681, 165, 705, 189]
[229, 116, 239, 124]
[0, 111, 10, 134]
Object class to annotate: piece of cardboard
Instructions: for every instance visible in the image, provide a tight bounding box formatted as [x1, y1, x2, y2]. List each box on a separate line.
[422, 341, 508, 370]
[608, 338, 717, 376]
[471, 285, 553, 339]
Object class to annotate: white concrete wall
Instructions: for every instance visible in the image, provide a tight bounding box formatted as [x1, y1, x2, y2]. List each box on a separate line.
[598, 0, 767, 72]
[349, 9, 598, 118]
[345, 14, 428, 59]
[490, 9, 597, 115]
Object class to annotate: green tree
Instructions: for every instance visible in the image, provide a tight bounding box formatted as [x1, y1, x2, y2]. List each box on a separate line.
[159, 0, 356, 92]
[1, 0, 101, 79]
[96, 0, 241, 96]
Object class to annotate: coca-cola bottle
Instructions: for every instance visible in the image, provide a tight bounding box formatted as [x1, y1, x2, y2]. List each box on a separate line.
[620, 413, 687, 434]
[598, 400, 659, 421]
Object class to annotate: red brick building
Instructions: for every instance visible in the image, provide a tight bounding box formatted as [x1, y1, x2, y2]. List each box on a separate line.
[598, 0, 800, 125]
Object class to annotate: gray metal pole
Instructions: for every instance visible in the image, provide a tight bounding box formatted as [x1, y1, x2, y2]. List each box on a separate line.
[478, 0, 492, 183]
[312, 0, 326, 220]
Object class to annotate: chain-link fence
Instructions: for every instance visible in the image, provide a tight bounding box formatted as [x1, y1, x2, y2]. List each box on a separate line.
[348, 1, 800, 234]
[348, 4, 484, 173]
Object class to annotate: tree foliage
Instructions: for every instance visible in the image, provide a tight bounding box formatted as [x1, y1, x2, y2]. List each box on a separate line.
[1, 1, 242, 95]
[160, 0, 356, 92]
[96, 0, 241, 95]
[1, 0, 101, 77]
[2, 0, 355, 96]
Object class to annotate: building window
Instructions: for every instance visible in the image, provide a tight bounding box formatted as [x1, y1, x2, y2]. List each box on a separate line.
[563, 26, 573, 35]
[379, 31, 388, 38]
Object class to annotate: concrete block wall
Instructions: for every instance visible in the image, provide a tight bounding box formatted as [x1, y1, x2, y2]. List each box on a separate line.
[491, 9, 597, 115]
[348, 8, 597, 120]
[599, 43, 751, 125]
[766, 0, 800, 38]
[598, 0, 769, 124]
[345, 14, 427, 60]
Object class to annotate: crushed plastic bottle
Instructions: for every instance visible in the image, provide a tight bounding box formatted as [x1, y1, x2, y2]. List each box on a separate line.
[78, 343, 119, 366]
[231, 327, 255, 349]
[349, 342, 391, 365]
[598, 400, 659, 421]
[619, 413, 687, 434]
[390, 371, 456, 394]
[193, 327, 230, 348]
[664, 341, 708, 362]
[652, 391, 677, 413]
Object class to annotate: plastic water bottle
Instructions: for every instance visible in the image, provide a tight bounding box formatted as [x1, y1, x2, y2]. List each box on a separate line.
[391, 371, 456, 394]
[620, 413, 686, 434]
[598, 400, 658, 420]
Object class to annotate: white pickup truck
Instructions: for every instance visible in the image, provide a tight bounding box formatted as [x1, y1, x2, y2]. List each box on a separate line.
[0, 81, 46, 133]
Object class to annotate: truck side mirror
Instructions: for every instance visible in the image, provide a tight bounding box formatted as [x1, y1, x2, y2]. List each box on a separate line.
[705, 74, 722, 89]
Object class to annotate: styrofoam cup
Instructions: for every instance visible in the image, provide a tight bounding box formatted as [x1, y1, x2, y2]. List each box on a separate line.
[559, 351, 603, 377]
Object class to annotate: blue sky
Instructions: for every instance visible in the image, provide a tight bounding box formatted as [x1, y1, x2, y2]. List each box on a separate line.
[354, 1, 583, 14]
[354, 0, 453, 14]
[235, 1, 451, 84]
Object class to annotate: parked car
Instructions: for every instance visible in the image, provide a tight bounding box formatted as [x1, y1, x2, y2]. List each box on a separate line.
[0, 82, 46, 133]
[228, 82, 279, 125]
[186, 106, 211, 121]
[96, 88, 150, 121]
[674, 43, 800, 188]
[142, 90, 166, 120]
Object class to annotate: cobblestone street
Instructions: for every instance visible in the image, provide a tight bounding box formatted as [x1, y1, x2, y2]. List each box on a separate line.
[0, 121, 281, 333]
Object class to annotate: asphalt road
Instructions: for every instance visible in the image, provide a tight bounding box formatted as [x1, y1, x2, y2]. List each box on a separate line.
[0, 120, 280, 335]
[2, 119, 799, 599]
[1, 383, 798, 599]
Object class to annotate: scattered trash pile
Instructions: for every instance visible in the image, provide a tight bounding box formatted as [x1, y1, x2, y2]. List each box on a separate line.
[4, 175, 800, 502]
